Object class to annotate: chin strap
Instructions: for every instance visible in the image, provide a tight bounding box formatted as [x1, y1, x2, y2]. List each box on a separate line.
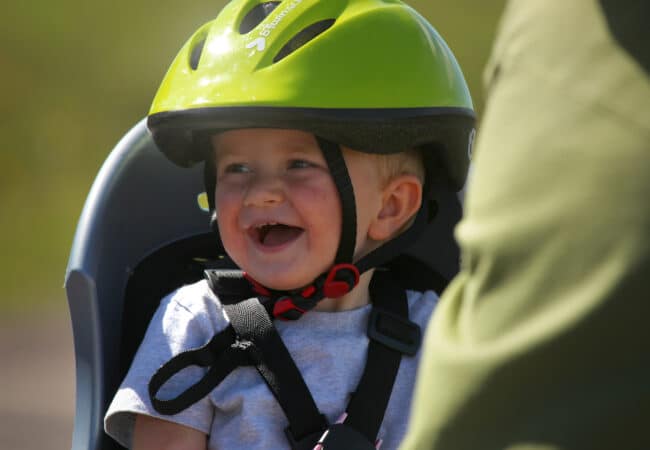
[207, 200, 429, 321]
[316, 138, 357, 265]
[242, 202, 428, 321]
[270, 138, 361, 320]
[205, 263, 361, 321]
[266, 264, 360, 320]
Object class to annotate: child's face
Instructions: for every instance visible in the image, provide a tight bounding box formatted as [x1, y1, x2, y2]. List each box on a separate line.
[211, 128, 384, 291]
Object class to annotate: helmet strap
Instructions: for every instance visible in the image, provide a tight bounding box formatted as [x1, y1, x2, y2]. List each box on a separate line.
[354, 199, 432, 274]
[314, 137, 435, 276]
[268, 137, 363, 320]
[354, 148, 439, 274]
[315, 137, 357, 265]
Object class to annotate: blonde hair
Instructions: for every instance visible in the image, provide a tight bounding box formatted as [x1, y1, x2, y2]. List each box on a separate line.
[372, 148, 425, 186]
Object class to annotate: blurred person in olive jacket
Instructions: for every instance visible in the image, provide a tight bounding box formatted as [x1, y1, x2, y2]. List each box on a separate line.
[400, 1, 650, 449]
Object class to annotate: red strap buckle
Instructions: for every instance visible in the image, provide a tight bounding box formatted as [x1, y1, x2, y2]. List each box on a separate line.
[322, 264, 360, 298]
[273, 297, 306, 320]
[301, 285, 317, 298]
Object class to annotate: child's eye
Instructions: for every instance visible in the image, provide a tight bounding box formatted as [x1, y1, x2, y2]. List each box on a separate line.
[288, 159, 315, 170]
[223, 163, 251, 174]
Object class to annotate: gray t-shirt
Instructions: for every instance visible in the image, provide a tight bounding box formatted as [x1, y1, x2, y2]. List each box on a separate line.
[105, 280, 437, 449]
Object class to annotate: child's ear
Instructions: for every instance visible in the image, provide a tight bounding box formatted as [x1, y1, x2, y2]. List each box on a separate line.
[368, 174, 423, 241]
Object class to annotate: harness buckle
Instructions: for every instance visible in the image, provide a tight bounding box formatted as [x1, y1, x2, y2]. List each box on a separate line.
[273, 296, 306, 321]
[322, 264, 360, 298]
[313, 423, 379, 450]
[367, 307, 421, 356]
[283, 414, 329, 450]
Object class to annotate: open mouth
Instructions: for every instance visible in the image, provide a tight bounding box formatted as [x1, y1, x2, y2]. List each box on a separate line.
[253, 222, 304, 247]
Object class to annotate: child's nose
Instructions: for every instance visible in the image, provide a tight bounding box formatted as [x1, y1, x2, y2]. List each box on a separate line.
[243, 174, 284, 206]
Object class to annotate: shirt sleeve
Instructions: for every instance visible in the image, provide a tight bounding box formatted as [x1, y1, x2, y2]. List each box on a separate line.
[401, 1, 650, 449]
[104, 280, 229, 448]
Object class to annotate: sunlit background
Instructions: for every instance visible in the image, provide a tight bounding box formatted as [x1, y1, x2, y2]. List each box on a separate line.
[0, 0, 505, 448]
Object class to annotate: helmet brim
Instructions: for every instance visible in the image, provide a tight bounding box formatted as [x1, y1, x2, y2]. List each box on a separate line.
[148, 106, 475, 191]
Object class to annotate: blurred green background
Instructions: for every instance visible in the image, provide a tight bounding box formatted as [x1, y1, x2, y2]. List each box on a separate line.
[0, 0, 505, 317]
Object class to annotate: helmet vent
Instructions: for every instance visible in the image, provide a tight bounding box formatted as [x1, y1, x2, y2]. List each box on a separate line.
[189, 35, 207, 70]
[239, 1, 281, 34]
[273, 19, 335, 63]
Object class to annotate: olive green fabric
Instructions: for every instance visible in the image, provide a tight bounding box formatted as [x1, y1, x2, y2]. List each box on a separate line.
[400, 1, 650, 449]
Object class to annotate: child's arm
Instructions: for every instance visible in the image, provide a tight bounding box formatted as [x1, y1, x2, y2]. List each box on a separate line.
[133, 414, 207, 450]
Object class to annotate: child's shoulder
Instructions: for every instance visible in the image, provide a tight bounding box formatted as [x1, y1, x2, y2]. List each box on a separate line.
[406, 289, 439, 325]
[165, 279, 215, 308]
[160, 279, 230, 329]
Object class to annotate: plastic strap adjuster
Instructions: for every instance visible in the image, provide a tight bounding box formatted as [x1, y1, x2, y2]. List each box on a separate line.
[273, 297, 306, 320]
[314, 423, 378, 450]
[367, 308, 421, 356]
[322, 263, 360, 298]
[283, 424, 327, 450]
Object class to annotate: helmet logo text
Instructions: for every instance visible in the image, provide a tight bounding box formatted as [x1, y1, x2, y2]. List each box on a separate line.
[246, 37, 266, 52]
[247, 0, 304, 56]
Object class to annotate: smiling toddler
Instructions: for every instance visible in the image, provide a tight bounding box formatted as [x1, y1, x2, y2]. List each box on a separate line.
[104, 1, 475, 449]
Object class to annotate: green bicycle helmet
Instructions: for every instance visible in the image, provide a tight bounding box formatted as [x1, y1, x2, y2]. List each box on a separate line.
[149, 0, 474, 183]
[147, 0, 475, 317]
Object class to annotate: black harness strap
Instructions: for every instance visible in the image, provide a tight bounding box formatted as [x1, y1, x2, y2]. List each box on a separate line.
[148, 326, 249, 415]
[148, 297, 327, 439]
[283, 271, 421, 449]
[344, 272, 420, 442]
[224, 298, 328, 443]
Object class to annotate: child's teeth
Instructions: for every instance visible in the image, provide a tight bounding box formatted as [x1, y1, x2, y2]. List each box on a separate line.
[258, 222, 277, 228]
